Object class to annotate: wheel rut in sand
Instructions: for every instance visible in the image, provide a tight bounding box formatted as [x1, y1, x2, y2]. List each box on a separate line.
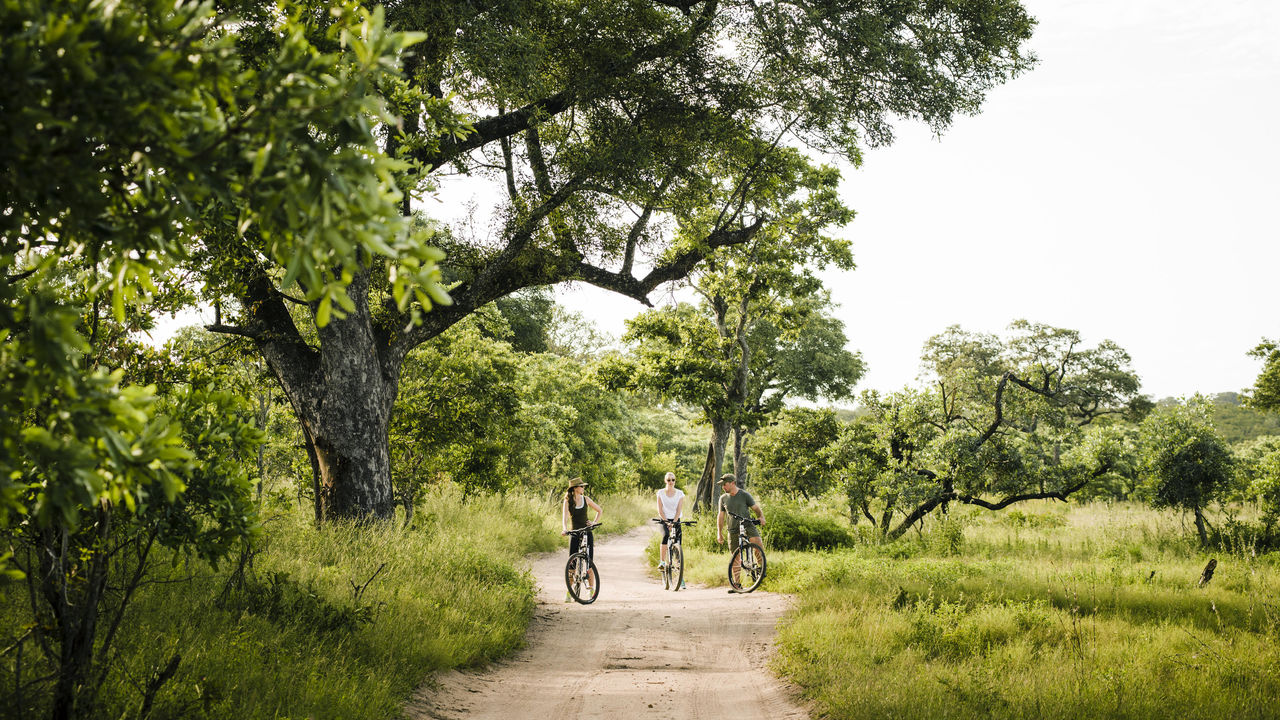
[407, 525, 809, 720]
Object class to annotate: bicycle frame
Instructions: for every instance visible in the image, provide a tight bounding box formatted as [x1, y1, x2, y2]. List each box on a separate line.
[564, 523, 601, 604]
[653, 518, 695, 591]
[727, 511, 766, 592]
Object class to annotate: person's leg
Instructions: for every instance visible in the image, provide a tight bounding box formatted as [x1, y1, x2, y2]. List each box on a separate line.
[660, 523, 671, 565]
[586, 532, 596, 590]
[567, 533, 582, 601]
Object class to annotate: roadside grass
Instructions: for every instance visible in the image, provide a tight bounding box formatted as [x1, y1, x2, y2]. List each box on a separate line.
[766, 500, 1280, 720]
[1, 487, 652, 720]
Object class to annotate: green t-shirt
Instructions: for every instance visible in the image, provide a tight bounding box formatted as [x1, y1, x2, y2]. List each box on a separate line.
[718, 489, 760, 538]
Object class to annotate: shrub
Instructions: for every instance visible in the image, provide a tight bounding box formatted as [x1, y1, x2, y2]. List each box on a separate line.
[1003, 509, 1067, 529]
[926, 514, 967, 556]
[764, 505, 856, 551]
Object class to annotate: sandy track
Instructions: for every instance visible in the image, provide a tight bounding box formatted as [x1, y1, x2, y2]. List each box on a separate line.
[407, 526, 809, 720]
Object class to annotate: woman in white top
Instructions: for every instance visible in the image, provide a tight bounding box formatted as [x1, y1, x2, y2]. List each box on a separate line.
[655, 472, 685, 571]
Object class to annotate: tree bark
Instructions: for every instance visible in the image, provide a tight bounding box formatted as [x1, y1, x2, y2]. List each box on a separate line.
[692, 441, 716, 512]
[304, 292, 399, 522]
[693, 420, 731, 511]
[42, 513, 110, 720]
[732, 425, 748, 487]
[225, 269, 400, 522]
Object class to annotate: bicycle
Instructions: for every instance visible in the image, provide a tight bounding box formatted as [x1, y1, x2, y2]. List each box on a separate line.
[564, 522, 601, 604]
[726, 511, 766, 593]
[652, 518, 696, 591]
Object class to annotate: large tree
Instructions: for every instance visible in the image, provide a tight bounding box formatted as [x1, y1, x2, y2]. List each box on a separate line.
[203, 0, 1037, 519]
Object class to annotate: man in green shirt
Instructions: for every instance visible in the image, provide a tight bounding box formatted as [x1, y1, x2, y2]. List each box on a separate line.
[716, 473, 765, 593]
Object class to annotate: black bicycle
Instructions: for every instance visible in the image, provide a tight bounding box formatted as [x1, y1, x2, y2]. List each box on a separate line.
[564, 522, 601, 604]
[726, 511, 766, 593]
[652, 518, 696, 591]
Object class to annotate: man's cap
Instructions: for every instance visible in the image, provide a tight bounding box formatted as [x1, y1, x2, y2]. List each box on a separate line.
[719, 473, 737, 485]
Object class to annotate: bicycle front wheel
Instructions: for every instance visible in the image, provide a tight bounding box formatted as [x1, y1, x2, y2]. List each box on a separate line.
[669, 546, 684, 591]
[566, 553, 600, 605]
[728, 544, 766, 593]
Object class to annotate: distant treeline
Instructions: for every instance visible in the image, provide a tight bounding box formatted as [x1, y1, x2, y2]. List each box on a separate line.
[1157, 392, 1280, 445]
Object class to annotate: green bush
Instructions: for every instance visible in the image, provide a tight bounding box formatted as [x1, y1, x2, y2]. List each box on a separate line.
[1003, 509, 1067, 529]
[764, 505, 855, 551]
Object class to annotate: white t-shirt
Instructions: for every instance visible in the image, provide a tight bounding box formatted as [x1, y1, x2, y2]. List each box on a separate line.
[657, 488, 684, 520]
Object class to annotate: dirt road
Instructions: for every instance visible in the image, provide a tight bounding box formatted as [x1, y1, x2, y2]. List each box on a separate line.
[408, 526, 809, 720]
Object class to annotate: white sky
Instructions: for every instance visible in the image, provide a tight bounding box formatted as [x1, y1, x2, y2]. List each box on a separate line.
[555, 0, 1280, 402]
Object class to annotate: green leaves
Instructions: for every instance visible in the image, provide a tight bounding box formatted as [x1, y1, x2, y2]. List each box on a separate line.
[1246, 339, 1280, 413]
[1138, 396, 1235, 515]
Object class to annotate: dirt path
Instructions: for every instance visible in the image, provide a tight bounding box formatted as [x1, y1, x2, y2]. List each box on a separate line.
[407, 526, 809, 720]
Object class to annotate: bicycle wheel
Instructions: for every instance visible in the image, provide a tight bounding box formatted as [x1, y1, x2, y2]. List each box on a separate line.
[728, 543, 767, 592]
[669, 546, 684, 591]
[566, 553, 600, 605]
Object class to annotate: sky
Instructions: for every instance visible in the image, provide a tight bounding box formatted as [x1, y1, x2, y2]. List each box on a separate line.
[552, 0, 1280, 403]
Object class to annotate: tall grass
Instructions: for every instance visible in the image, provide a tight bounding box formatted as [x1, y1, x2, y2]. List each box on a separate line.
[766, 500, 1280, 720]
[1, 486, 652, 720]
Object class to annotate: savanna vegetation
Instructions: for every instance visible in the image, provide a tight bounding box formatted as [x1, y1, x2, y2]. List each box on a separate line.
[6, 0, 1280, 718]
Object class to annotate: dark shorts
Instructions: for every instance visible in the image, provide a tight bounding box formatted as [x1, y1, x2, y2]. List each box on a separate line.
[660, 522, 682, 545]
[569, 530, 594, 556]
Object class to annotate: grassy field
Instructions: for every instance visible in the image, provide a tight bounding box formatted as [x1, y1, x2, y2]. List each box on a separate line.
[749, 501, 1280, 720]
[1, 487, 654, 720]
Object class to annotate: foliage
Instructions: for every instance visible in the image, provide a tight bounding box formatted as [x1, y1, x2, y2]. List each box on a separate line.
[1138, 397, 1236, 545]
[1204, 392, 1280, 443]
[1245, 339, 1280, 413]
[597, 225, 866, 508]
[1, 0, 439, 711]
[1236, 436, 1280, 521]
[391, 320, 522, 508]
[795, 321, 1148, 539]
[205, 0, 1038, 520]
[763, 504, 856, 552]
[3, 375, 262, 718]
[511, 353, 643, 494]
[752, 408, 846, 499]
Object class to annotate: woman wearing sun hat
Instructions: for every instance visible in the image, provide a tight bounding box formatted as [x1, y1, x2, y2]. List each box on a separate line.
[561, 477, 602, 601]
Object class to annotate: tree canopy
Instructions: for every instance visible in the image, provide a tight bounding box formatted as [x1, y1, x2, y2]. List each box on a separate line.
[1138, 397, 1235, 546]
[193, 0, 1037, 519]
[833, 321, 1147, 538]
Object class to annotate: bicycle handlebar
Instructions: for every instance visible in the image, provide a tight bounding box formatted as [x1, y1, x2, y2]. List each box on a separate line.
[727, 511, 762, 526]
[651, 518, 697, 525]
[565, 522, 602, 535]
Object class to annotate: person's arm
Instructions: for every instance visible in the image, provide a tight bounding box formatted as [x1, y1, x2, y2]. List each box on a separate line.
[717, 505, 726, 543]
[752, 502, 765, 526]
[656, 492, 665, 521]
[587, 496, 602, 523]
[674, 495, 684, 522]
[561, 497, 569, 535]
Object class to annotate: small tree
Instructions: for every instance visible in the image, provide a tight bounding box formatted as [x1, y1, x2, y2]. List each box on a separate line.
[1139, 397, 1235, 546]
[751, 408, 844, 498]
